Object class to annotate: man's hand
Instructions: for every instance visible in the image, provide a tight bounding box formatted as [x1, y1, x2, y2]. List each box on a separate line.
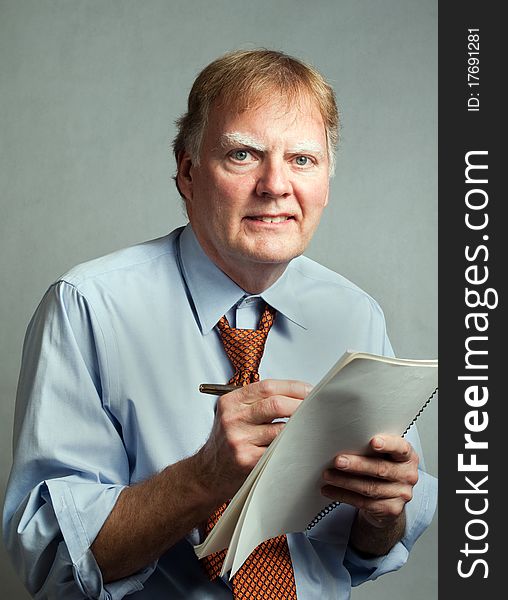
[92, 379, 310, 582]
[321, 434, 419, 556]
[197, 379, 311, 504]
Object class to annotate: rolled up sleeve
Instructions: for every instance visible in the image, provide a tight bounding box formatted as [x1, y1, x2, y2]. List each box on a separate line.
[343, 425, 438, 585]
[3, 282, 154, 598]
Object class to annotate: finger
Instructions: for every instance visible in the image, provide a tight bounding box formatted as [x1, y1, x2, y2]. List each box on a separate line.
[240, 379, 313, 405]
[249, 394, 303, 424]
[322, 470, 414, 502]
[251, 421, 286, 446]
[331, 454, 419, 484]
[369, 434, 417, 463]
[321, 485, 405, 520]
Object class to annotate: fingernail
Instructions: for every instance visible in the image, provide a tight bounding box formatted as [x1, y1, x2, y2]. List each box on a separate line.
[336, 456, 349, 468]
[373, 436, 384, 449]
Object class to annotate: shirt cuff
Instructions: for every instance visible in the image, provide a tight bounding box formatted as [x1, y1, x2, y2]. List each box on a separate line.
[344, 468, 437, 586]
[45, 479, 156, 599]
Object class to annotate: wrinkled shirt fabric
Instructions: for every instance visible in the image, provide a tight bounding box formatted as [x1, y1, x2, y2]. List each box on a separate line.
[3, 224, 437, 599]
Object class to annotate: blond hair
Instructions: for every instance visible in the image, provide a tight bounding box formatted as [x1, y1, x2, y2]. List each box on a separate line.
[173, 49, 339, 180]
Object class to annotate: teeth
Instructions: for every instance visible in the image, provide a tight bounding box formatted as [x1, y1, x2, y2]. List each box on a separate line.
[257, 216, 290, 223]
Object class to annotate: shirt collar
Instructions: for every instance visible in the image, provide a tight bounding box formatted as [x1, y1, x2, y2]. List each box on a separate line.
[177, 224, 308, 334]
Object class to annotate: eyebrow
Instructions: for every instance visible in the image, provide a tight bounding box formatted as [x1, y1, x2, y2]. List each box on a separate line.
[288, 140, 326, 158]
[220, 132, 267, 152]
[219, 132, 325, 158]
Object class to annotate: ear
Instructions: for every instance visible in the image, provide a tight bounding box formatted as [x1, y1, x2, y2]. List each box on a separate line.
[176, 150, 194, 201]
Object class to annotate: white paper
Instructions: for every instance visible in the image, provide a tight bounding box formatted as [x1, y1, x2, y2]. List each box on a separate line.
[194, 351, 438, 578]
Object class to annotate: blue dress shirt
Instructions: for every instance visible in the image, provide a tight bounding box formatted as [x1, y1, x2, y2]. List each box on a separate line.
[3, 224, 437, 599]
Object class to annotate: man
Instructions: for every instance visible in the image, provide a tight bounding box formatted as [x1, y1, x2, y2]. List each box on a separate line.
[3, 49, 436, 599]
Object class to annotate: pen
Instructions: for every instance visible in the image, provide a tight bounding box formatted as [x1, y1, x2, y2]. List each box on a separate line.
[199, 383, 243, 395]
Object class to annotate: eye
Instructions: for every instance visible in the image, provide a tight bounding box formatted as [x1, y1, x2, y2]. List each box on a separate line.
[230, 149, 251, 162]
[294, 155, 312, 167]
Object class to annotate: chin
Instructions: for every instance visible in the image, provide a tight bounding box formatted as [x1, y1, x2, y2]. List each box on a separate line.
[228, 236, 305, 266]
[245, 247, 302, 265]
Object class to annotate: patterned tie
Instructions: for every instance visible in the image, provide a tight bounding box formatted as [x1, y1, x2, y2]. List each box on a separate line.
[202, 303, 297, 599]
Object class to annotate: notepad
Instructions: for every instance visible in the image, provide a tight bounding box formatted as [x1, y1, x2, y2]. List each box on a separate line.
[194, 350, 438, 577]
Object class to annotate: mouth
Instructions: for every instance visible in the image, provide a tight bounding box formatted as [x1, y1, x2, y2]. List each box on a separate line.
[246, 215, 294, 224]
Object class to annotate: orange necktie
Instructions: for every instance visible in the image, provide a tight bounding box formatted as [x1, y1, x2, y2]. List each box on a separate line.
[202, 304, 297, 599]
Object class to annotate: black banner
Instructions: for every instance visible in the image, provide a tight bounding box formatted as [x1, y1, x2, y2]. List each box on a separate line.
[439, 2, 504, 596]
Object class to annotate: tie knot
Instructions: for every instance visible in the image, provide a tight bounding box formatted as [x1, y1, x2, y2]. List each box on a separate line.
[217, 304, 275, 386]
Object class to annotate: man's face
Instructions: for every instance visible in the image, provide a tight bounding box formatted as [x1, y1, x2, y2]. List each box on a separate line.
[180, 95, 330, 285]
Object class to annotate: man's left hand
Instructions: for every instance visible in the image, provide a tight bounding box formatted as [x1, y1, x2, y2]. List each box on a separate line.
[321, 434, 419, 528]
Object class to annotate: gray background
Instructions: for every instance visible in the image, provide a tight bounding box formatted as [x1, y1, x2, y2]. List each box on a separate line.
[0, 0, 437, 598]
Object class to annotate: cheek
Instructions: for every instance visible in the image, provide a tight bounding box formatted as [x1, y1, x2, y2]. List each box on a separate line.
[310, 180, 330, 209]
[212, 178, 253, 212]
[220, 168, 256, 192]
[300, 188, 329, 215]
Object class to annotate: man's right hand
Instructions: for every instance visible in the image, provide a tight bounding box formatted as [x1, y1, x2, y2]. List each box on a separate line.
[91, 379, 311, 582]
[197, 379, 311, 504]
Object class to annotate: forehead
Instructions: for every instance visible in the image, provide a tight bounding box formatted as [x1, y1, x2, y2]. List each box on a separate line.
[205, 95, 326, 145]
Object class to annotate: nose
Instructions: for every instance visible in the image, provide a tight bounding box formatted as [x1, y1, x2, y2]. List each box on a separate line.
[255, 158, 292, 198]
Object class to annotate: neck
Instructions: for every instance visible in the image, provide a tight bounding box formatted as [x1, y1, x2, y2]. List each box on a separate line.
[220, 261, 288, 294]
[201, 246, 288, 294]
[189, 225, 291, 293]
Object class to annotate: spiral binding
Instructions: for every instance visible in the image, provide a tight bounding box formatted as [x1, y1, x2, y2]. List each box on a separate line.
[306, 501, 341, 530]
[307, 386, 438, 531]
[402, 387, 438, 436]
